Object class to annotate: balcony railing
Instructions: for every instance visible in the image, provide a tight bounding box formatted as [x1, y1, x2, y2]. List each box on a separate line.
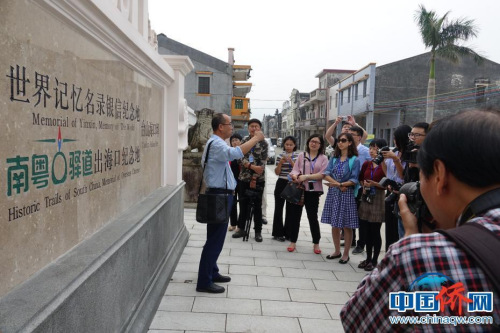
[297, 118, 326, 128]
[309, 89, 326, 102]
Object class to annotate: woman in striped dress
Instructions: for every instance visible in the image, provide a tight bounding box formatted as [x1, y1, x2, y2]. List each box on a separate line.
[272, 136, 300, 241]
[321, 133, 360, 264]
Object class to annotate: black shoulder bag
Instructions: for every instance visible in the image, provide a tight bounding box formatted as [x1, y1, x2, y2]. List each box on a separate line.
[280, 152, 306, 206]
[196, 140, 231, 224]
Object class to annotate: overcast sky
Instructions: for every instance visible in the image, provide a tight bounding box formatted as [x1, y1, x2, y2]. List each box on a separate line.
[149, 0, 500, 121]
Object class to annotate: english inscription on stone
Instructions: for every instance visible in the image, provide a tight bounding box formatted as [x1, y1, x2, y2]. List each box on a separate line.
[0, 1, 162, 296]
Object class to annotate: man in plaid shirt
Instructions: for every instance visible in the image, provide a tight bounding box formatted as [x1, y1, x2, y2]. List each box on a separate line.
[341, 109, 500, 332]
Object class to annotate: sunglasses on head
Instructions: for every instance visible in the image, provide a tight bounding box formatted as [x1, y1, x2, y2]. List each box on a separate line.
[338, 138, 349, 143]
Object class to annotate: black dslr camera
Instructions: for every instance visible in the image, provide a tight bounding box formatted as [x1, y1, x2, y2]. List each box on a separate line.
[372, 146, 391, 165]
[399, 181, 434, 232]
[379, 177, 402, 204]
[379, 177, 402, 191]
[401, 142, 419, 164]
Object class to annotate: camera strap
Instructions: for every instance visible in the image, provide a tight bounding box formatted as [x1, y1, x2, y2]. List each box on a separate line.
[456, 187, 500, 225]
[437, 187, 500, 299]
[437, 223, 500, 298]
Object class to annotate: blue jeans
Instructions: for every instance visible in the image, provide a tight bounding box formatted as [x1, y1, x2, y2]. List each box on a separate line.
[197, 189, 233, 288]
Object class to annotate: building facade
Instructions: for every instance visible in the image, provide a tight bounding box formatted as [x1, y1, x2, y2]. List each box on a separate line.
[335, 53, 500, 145]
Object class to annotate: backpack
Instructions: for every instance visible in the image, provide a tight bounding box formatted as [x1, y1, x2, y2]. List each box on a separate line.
[330, 156, 359, 197]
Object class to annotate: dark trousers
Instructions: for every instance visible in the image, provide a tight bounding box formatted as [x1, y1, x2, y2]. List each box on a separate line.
[230, 182, 239, 227]
[197, 189, 233, 288]
[288, 191, 321, 244]
[356, 218, 367, 249]
[237, 180, 264, 233]
[272, 178, 293, 238]
[385, 199, 399, 251]
[364, 220, 382, 264]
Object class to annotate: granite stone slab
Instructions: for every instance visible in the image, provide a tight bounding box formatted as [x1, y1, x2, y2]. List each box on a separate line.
[193, 297, 261, 315]
[149, 311, 226, 331]
[282, 267, 337, 280]
[288, 289, 350, 304]
[229, 265, 283, 277]
[257, 276, 315, 290]
[299, 318, 345, 333]
[157, 295, 194, 312]
[227, 285, 290, 301]
[262, 300, 331, 319]
[226, 314, 301, 333]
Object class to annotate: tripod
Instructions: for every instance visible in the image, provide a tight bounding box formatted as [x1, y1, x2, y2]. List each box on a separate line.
[242, 188, 260, 242]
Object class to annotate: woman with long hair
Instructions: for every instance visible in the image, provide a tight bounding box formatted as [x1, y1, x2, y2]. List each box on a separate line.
[357, 138, 388, 271]
[272, 136, 299, 241]
[381, 124, 411, 248]
[321, 133, 360, 264]
[288, 134, 328, 253]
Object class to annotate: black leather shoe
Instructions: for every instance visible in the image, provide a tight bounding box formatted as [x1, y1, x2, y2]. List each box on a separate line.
[273, 236, 286, 242]
[213, 275, 231, 283]
[326, 253, 342, 260]
[339, 257, 350, 264]
[255, 232, 263, 242]
[262, 219, 268, 225]
[196, 283, 225, 293]
[232, 230, 246, 238]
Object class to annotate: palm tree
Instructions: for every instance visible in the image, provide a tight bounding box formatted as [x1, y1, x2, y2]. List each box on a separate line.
[415, 5, 484, 123]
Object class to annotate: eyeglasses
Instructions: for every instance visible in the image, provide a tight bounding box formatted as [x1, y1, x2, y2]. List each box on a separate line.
[338, 138, 349, 143]
[309, 140, 321, 144]
[221, 122, 233, 127]
[408, 132, 425, 138]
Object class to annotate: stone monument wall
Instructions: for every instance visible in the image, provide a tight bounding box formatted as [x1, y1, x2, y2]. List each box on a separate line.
[0, 0, 193, 331]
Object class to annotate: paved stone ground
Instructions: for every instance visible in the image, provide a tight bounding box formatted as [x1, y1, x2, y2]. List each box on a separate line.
[149, 165, 386, 333]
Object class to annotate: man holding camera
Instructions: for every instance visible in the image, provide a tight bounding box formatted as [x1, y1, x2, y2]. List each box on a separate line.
[340, 109, 500, 332]
[398, 122, 429, 237]
[232, 119, 268, 242]
[403, 122, 429, 183]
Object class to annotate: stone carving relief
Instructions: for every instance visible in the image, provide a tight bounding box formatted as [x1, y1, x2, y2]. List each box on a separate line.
[186, 108, 214, 152]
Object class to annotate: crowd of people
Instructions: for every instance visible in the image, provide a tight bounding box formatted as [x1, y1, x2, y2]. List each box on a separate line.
[216, 114, 431, 266]
[196, 110, 500, 332]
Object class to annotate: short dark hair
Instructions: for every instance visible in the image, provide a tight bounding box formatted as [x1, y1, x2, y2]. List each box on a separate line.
[230, 133, 242, 142]
[305, 134, 325, 155]
[370, 138, 388, 149]
[334, 133, 358, 158]
[413, 122, 430, 133]
[393, 124, 411, 152]
[282, 135, 297, 151]
[247, 118, 262, 128]
[212, 113, 226, 131]
[349, 125, 363, 137]
[418, 109, 500, 188]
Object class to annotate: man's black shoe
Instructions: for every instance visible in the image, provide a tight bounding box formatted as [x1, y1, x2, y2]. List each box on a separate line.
[196, 283, 225, 293]
[255, 232, 263, 242]
[232, 230, 246, 238]
[273, 236, 286, 242]
[213, 275, 231, 283]
[262, 218, 268, 225]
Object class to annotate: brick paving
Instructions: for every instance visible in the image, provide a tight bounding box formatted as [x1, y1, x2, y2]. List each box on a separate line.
[149, 165, 386, 333]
